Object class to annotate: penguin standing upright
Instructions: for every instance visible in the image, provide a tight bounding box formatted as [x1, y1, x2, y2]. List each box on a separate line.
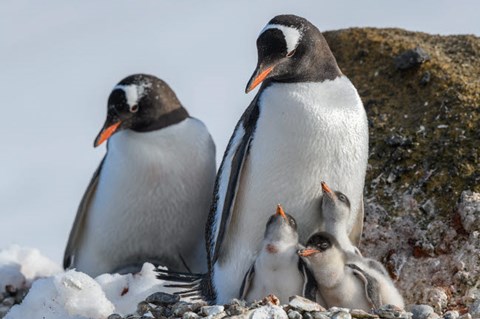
[64, 74, 216, 277]
[205, 15, 369, 303]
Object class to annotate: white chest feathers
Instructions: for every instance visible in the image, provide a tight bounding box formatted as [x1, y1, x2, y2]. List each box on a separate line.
[76, 118, 216, 276]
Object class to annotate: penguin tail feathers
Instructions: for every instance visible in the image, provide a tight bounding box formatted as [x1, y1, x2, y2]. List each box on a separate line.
[155, 267, 206, 302]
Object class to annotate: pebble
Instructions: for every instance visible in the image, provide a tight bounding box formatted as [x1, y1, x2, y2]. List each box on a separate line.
[459, 314, 472, 319]
[145, 292, 180, 306]
[226, 303, 247, 316]
[443, 310, 459, 319]
[394, 47, 430, 70]
[410, 304, 439, 319]
[150, 306, 165, 318]
[374, 304, 412, 319]
[2, 297, 15, 307]
[183, 311, 201, 319]
[136, 301, 150, 315]
[289, 296, 325, 312]
[251, 305, 288, 319]
[173, 301, 194, 316]
[332, 311, 352, 319]
[469, 299, 480, 318]
[312, 312, 331, 319]
[350, 309, 379, 319]
[304, 312, 314, 319]
[201, 305, 225, 316]
[288, 310, 303, 319]
[107, 314, 123, 319]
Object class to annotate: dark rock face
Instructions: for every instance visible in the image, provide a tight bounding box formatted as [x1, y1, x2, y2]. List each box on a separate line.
[323, 28, 480, 313]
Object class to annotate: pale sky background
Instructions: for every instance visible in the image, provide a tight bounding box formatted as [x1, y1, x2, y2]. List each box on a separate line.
[1, 0, 479, 264]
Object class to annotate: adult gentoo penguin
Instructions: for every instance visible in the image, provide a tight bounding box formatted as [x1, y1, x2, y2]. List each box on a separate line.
[205, 14, 369, 303]
[64, 74, 216, 277]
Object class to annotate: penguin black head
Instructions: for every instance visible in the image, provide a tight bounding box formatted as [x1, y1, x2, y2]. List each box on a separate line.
[297, 232, 340, 258]
[246, 14, 342, 93]
[94, 74, 189, 147]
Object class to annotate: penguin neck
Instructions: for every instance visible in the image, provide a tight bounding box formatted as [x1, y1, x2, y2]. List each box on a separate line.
[311, 252, 345, 289]
[131, 106, 189, 133]
[257, 239, 298, 270]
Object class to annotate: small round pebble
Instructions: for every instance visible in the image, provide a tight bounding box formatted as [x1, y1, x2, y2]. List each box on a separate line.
[288, 310, 303, 319]
[145, 292, 180, 306]
[304, 312, 314, 319]
[289, 296, 324, 312]
[107, 314, 123, 319]
[443, 311, 459, 319]
[136, 301, 150, 315]
[201, 305, 225, 316]
[312, 311, 331, 319]
[150, 306, 164, 318]
[332, 311, 352, 319]
[411, 305, 439, 319]
[183, 311, 201, 319]
[2, 297, 15, 307]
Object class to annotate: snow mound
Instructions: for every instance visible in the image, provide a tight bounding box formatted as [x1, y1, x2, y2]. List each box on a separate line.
[5, 270, 115, 319]
[0, 245, 62, 293]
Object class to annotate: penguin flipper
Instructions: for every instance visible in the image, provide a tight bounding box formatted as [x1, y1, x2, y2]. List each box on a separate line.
[349, 197, 364, 246]
[63, 157, 105, 269]
[207, 100, 260, 265]
[299, 258, 318, 302]
[347, 263, 382, 309]
[239, 263, 255, 300]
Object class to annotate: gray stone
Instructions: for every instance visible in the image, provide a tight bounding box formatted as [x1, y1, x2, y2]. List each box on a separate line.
[330, 307, 350, 313]
[150, 306, 165, 318]
[457, 191, 480, 233]
[201, 305, 224, 316]
[443, 311, 459, 319]
[289, 295, 324, 312]
[375, 304, 412, 319]
[394, 47, 430, 70]
[312, 312, 331, 319]
[332, 311, 352, 319]
[183, 311, 201, 319]
[350, 309, 379, 319]
[125, 314, 140, 319]
[108, 314, 123, 319]
[145, 292, 180, 306]
[410, 305, 439, 319]
[2, 297, 15, 307]
[303, 312, 314, 319]
[226, 304, 247, 316]
[136, 301, 150, 315]
[173, 302, 194, 316]
[251, 305, 288, 319]
[288, 310, 303, 319]
[459, 314, 472, 319]
[229, 299, 247, 308]
[469, 298, 480, 318]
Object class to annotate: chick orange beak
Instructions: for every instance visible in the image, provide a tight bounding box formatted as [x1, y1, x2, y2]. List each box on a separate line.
[94, 121, 122, 147]
[298, 248, 320, 257]
[321, 181, 335, 200]
[245, 65, 274, 93]
[275, 204, 288, 221]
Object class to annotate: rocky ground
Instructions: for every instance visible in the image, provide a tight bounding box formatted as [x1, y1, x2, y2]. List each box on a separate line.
[1, 28, 479, 319]
[322, 28, 479, 315]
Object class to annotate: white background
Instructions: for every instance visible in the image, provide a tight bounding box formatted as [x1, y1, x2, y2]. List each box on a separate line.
[1, 0, 479, 264]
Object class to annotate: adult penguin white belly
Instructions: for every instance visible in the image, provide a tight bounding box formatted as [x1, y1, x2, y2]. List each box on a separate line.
[205, 15, 368, 303]
[64, 74, 216, 277]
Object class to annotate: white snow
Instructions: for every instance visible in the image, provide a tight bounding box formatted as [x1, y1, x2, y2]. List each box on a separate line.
[0, 245, 62, 293]
[0, 246, 181, 319]
[260, 24, 302, 53]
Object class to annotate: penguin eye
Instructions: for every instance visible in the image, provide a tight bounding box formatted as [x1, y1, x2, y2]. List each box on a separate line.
[286, 49, 296, 58]
[338, 194, 346, 202]
[318, 239, 330, 251]
[130, 104, 139, 113]
[288, 216, 297, 230]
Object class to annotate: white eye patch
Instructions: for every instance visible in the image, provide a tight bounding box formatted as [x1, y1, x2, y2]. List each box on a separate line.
[114, 82, 152, 112]
[259, 24, 302, 53]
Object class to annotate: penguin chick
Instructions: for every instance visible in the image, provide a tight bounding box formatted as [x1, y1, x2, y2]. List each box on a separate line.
[239, 205, 317, 304]
[298, 232, 404, 311]
[319, 181, 361, 255]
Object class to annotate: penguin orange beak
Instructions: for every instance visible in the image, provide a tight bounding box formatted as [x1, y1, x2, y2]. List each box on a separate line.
[275, 204, 288, 221]
[321, 181, 336, 200]
[246, 65, 274, 93]
[298, 248, 320, 257]
[94, 121, 122, 147]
